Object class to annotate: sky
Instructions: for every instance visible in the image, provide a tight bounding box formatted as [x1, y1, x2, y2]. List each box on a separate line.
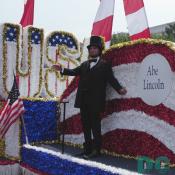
[0, 0, 175, 42]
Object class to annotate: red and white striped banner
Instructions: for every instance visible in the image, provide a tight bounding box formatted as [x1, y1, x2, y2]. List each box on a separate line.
[91, 0, 115, 48]
[123, 0, 151, 40]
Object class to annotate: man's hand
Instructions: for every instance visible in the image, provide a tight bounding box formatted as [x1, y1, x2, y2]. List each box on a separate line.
[52, 64, 62, 71]
[118, 87, 127, 95]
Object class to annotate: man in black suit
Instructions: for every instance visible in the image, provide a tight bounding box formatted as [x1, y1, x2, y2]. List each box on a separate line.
[52, 36, 127, 159]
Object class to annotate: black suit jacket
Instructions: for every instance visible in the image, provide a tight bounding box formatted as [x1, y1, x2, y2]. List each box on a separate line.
[62, 59, 122, 112]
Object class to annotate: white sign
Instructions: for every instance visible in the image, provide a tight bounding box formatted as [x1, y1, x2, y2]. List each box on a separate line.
[137, 53, 173, 106]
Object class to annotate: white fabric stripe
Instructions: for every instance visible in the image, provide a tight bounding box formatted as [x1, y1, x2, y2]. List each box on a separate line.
[5, 119, 20, 158]
[0, 164, 20, 175]
[24, 144, 141, 175]
[64, 110, 175, 154]
[105, 41, 111, 48]
[62, 63, 175, 119]
[20, 166, 38, 175]
[126, 7, 149, 35]
[94, 0, 115, 22]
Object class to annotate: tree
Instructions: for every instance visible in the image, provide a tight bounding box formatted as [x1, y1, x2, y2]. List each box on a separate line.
[151, 33, 168, 40]
[163, 24, 175, 42]
[111, 24, 175, 46]
[111, 32, 130, 45]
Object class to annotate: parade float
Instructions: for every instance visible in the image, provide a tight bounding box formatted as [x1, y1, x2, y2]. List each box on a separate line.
[0, 22, 175, 174]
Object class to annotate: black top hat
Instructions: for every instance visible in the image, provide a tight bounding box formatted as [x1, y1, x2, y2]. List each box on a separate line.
[87, 36, 104, 50]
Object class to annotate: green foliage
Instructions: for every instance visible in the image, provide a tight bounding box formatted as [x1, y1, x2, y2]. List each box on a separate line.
[164, 24, 175, 42]
[151, 24, 175, 42]
[111, 24, 175, 46]
[111, 32, 130, 45]
[151, 33, 167, 40]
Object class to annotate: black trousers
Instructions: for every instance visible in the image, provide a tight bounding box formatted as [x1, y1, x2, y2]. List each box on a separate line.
[80, 105, 102, 154]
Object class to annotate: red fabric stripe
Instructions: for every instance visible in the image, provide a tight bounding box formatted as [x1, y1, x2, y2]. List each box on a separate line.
[103, 43, 175, 71]
[60, 113, 82, 134]
[62, 98, 175, 135]
[91, 15, 113, 42]
[16, 74, 20, 86]
[130, 28, 151, 40]
[28, 75, 31, 97]
[123, 0, 144, 15]
[103, 129, 175, 163]
[104, 98, 175, 126]
[0, 160, 18, 165]
[61, 77, 79, 100]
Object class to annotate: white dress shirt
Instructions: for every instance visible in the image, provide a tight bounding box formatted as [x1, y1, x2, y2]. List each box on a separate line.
[89, 57, 100, 69]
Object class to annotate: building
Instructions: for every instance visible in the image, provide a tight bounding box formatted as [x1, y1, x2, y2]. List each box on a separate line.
[150, 21, 175, 35]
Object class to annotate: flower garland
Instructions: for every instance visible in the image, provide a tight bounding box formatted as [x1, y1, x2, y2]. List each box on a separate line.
[44, 68, 67, 97]
[21, 97, 60, 102]
[106, 38, 175, 54]
[0, 139, 5, 157]
[2, 23, 20, 94]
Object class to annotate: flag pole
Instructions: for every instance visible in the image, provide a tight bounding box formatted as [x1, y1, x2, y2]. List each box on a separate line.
[21, 115, 29, 144]
[13, 71, 29, 145]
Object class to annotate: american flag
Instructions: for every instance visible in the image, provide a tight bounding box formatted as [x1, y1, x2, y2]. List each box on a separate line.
[0, 76, 25, 138]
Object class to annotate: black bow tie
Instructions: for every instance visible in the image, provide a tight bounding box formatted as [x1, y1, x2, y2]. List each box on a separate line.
[89, 58, 97, 63]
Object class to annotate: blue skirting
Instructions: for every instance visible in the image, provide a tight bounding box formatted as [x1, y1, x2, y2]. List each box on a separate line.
[21, 100, 59, 144]
[21, 147, 119, 175]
